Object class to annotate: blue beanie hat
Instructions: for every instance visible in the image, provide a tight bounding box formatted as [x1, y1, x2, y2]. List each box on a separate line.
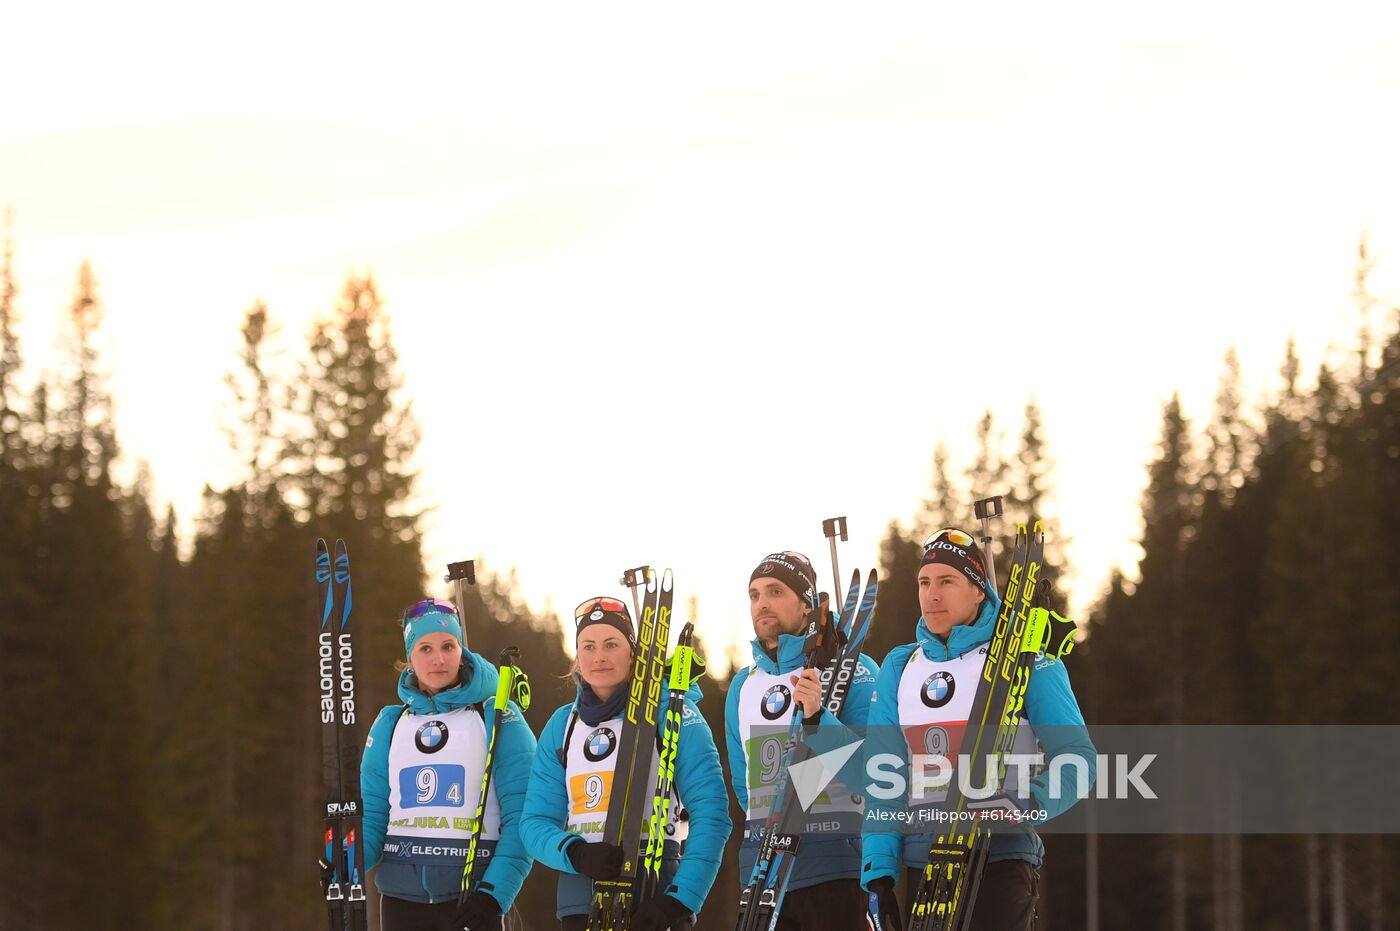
[402, 598, 465, 658]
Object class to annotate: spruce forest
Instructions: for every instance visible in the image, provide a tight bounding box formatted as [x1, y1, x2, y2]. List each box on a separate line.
[0, 228, 1396, 930]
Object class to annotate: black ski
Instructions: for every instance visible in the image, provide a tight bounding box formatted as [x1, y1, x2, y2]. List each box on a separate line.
[315, 539, 367, 931]
[588, 568, 674, 930]
[316, 540, 345, 931]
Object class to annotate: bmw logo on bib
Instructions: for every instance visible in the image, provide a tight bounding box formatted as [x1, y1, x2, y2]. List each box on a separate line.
[584, 726, 616, 762]
[760, 684, 792, 721]
[921, 671, 955, 708]
[415, 720, 450, 753]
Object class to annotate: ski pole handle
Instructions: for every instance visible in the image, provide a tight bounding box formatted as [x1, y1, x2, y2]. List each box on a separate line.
[822, 516, 848, 615]
[972, 497, 1002, 595]
[446, 560, 477, 644]
[495, 646, 520, 711]
[620, 564, 650, 624]
[446, 560, 477, 585]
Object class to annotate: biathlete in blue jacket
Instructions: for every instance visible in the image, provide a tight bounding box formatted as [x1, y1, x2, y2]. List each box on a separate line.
[861, 529, 1097, 931]
[521, 595, 729, 931]
[360, 599, 538, 931]
[725, 551, 880, 929]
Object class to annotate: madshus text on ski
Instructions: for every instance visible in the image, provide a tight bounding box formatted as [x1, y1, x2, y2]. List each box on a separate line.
[314, 501, 1096, 931]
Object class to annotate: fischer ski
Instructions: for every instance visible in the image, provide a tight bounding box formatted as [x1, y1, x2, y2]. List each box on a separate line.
[315, 539, 367, 931]
[735, 569, 879, 931]
[906, 520, 1077, 931]
[588, 568, 675, 931]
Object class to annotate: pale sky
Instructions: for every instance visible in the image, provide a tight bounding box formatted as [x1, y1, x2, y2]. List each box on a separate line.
[3, 3, 1398, 670]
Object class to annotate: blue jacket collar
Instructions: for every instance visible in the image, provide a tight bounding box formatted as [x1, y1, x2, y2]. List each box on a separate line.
[569, 673, 706, 722]
[397, 649, 498, 714]
[749, 630, 808, 674]
[916, 582, 1003, 661]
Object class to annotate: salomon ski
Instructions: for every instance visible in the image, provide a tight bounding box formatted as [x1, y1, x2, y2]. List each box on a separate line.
[316, 539, 367, 931]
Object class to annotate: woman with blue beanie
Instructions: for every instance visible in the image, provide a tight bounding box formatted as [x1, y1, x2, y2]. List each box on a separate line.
[521, 595, 730, 931]
[361, 598, 537, 930]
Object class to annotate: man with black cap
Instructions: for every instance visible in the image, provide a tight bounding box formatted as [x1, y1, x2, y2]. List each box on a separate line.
[724, 551, 880, 929]
[860, 529, 1096, 931]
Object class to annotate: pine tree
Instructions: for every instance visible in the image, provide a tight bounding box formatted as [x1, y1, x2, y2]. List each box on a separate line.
[0, 205, 37, 926]
[966, 409, 1013, 582]
[870, 518, 923, 662]
[914, 441, 961, 540]
[1138, 394, 1198, 931]
[289, 274, 426, 711]
[26, 262, 152, 927]
[0, 205, 19, 466]
[1010, 397, 1070, 610]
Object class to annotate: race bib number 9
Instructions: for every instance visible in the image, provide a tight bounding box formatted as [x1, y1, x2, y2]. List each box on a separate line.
[568, 771, 613, 816]
[398, 764, 467, 809]
[747, 734, 788, 790]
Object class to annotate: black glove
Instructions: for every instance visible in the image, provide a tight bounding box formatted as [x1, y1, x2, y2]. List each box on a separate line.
[630, 894, 690, 931]
[567, 841, 624, 881]
[867, 877, 903, 931]
[451, 891, 501, 930]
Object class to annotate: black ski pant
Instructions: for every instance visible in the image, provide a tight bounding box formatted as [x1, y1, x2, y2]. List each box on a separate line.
[902, 858, 1039, 931]
[379, 892, 505, 931]
[770, 877, 868, 931]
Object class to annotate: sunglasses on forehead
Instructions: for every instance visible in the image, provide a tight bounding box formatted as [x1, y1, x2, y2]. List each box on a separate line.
[574, 597, 628, 622]
[403, 598, 458, 625]
[924, 528, 975, 548]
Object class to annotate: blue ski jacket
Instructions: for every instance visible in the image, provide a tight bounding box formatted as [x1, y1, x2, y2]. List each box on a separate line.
[725, 632, 880, 894]
[361, 652, 536, 909]
[520, 680, 730, 920]
[860, 580, 1096, 888]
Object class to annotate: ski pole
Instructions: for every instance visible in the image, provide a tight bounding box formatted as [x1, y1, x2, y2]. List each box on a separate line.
[460, 646, 530, 901]
[972, 497, 1003, 596]
[639, 622, 702, 901]
[822, 517, 847, 612]
[446, 560, 476, 645]
[619, 565, 650, 627]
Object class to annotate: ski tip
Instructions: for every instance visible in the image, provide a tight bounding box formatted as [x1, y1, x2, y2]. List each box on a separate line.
[646, 567, 658, 591]
[661, 568, 674, 592]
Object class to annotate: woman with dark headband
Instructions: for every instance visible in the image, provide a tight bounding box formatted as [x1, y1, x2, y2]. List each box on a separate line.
[520, 595, 729, 930]
[360, 598, 538, 930]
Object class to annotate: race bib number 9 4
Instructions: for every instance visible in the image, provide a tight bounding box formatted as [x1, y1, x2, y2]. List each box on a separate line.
[398, 764, 467, 809]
